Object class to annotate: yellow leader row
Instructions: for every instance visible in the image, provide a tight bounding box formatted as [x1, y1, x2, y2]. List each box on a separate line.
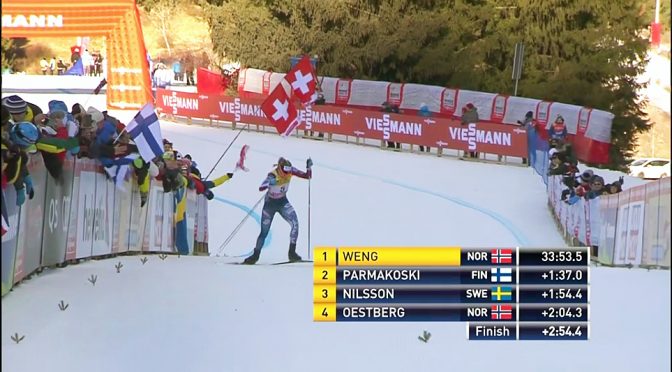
[314, 247, 461, 266]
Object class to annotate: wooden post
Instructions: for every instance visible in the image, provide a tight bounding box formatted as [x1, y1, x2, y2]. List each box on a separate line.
[437, 147, 443, 157]
[328, 133, 333, 142]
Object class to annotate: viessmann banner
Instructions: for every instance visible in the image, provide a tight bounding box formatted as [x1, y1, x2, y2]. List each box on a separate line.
[155, 89, 528, 158]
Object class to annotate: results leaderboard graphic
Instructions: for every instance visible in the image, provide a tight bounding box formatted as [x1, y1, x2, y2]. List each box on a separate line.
[313, 247, 590, 341]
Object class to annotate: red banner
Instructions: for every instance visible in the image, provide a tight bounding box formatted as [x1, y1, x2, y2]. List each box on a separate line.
[155, 89, 528, 157]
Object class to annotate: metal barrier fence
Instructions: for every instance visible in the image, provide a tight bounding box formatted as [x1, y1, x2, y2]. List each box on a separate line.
[1, 153, 209, 296]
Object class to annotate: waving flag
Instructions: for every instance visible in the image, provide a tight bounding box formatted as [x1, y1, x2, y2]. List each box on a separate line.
[93, 78, 107, 95]
[261, 84, 299, 137]
[174, 176, 189, 255]
[126, 103, 164, 162]
[236, 145, 250, 172]
[103, 154, 140, 190]
[285, 55, 317, 105]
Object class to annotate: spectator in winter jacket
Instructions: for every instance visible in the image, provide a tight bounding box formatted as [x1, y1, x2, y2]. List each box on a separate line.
[517, 111, 535, 165]
[605, 177, 624, 195]
[2, 95, 43, 126]
[418, 103, 431, 153]
[548, 115, 568, 141]
[548, 152, 569, 176]
[382, 102, 400, 150]
[6, 122, 39, 206]
[585, 176, 606, 200]
[574, 169, 594, 197]
[461, 103, 479, 158]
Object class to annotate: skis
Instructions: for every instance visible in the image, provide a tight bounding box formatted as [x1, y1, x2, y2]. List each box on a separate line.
[224, 260, 314, 266]
[272, 260, 313, 265]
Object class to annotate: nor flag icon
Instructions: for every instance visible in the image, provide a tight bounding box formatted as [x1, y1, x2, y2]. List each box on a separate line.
[491, 267, 512, 283]
[491, 305, 513, 320]
[491, 248, 513, 264]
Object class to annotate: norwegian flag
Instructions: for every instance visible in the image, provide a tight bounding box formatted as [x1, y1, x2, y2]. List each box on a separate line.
[491, 305, 513, 320]
[285, 55, 317, 105]
[236, 144, 250, 172]
[491, 248, 513, 264]
[261, 84, 299, 136]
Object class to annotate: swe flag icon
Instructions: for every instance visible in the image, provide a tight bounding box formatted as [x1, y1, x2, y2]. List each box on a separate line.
[491, 305, 513, 320]
[491, 286, 512, 301]
[491, 248, 513, 264]
[491, 267, 512, 283]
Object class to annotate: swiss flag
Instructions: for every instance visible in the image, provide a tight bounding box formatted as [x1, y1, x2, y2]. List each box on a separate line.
[285, 55, 317, 105]
[261, 84, 299, 136]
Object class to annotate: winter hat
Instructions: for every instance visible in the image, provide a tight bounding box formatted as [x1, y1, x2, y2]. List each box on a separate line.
[549, 148, 559, 158]
[466, 103, 475, 110]
[592, 176, 605, 185]
[2, 95, 27, 114]
[580, 169, 594, 182]
[48, 100, 68, 115]
[525, 111, 534, 118]
[71, 103, 85, 116]
[555, 115, 565, 123]
[87, 106, 105, 124]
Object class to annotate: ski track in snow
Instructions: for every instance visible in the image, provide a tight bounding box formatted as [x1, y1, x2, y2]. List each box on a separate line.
[0, 96, 669, 372]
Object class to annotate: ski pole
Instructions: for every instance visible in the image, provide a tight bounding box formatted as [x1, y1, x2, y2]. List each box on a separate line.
[204, 123, 249, 181]
[216, 193, 265, 257]
[308, 176, 311, 260]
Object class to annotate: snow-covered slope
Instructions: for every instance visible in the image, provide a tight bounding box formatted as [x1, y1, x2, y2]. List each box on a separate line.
[1, 94, 670, 372]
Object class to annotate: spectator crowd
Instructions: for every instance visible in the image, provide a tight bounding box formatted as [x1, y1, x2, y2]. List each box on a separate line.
[2, 94, 232, 209]
[541, 114, 624, 203]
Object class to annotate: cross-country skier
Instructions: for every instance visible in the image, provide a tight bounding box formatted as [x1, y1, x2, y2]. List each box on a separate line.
[243, 157, 312, 264]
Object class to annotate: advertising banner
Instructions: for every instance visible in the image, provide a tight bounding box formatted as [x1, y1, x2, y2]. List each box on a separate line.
[65, 159, 81, 261]
[658, 179, 671, 267]
[75, 170, 97, 259]
[90, 173, 114, 257]
[146, 184, 165, 252]
[112, 179, 133, 253]
[161, 190, 174, 252]
[186, 189, 197, 254]
[642, 179, 671, 267]
[598, 193, 619, 265]
[14, 153, 48, 284]
[155, 90, 528, 158]
[41, 157, 75, 267]
[128, 183, 149, 252]
[624, 186, 645, 266]
[1, 187, 20, 295]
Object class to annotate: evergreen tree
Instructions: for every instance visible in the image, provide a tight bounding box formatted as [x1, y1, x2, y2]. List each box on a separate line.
[205, 0, 654, 169]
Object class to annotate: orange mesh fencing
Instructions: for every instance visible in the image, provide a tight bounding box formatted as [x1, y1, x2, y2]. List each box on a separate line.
[2, 0, 153, 110]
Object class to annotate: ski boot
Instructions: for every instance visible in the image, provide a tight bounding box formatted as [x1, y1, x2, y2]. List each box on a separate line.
[288, 243, 302, 262]
[243, 249, 261, 265]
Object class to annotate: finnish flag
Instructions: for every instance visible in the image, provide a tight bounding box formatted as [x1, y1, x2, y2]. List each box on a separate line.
[126, 103, 164, 162]
[491, 267, 512, 283]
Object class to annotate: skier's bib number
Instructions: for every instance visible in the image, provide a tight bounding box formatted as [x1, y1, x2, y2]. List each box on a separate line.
[268, 184, 289, 198]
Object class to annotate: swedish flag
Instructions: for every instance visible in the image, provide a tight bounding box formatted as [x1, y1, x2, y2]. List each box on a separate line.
[491, 286, 512, 301]
[173, 176, 189, 255]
